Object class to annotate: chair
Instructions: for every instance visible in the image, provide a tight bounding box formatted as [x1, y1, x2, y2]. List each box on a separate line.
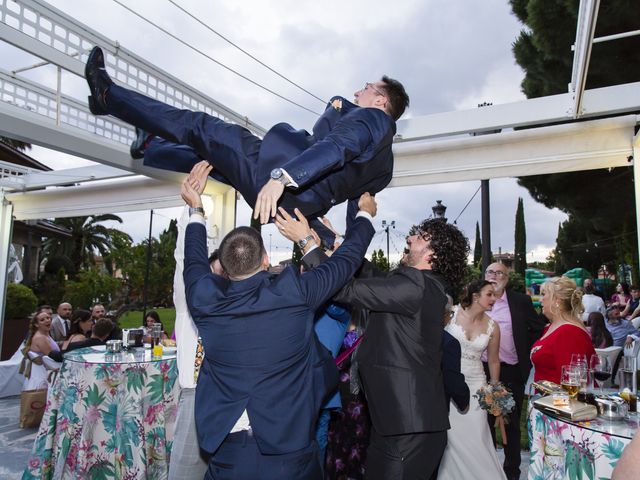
[594, 346, 623, 388]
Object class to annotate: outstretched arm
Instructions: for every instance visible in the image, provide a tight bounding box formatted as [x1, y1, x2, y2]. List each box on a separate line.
[253, 108, 392, 224]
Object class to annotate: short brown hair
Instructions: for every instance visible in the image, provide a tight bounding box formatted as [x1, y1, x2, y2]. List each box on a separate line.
[219, 227, 266, 278]
[380, 75, 410, 121]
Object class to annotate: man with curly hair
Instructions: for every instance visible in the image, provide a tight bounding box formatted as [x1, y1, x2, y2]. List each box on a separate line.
[328, 218, 470, 479]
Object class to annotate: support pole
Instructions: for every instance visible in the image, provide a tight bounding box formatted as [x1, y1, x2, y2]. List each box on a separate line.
[142, 209, 153, 321]
[481, 180, 492, 274]
[0, 192, 15, 359]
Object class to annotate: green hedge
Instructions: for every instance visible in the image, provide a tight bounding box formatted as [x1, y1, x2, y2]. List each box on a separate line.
[5, 283, 38, 319]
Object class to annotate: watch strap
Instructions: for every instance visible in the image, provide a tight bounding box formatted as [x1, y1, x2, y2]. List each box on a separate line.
[189, 206, 205, 216]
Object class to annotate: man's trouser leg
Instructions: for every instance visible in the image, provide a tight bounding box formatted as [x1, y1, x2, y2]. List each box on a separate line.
[204, 431, 322, 480]
[105, 84, 261, 202]
[365, 428, 447, 480]
[486, 363, 524, 480]
[168, 387, 209, 480]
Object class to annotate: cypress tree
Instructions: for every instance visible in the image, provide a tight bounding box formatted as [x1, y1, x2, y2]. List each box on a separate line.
[514, 197, 527, 276]
[473, 221, 482, 268]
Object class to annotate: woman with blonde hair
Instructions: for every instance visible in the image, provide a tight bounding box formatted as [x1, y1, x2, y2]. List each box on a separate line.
[531, 276, 595, 384]
[21, 308, 60, 390]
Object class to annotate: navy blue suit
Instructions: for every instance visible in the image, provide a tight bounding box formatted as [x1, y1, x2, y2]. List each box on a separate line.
[442, 330, 469, 412]
[105, 85, 395, 243]
[183, 217, 374, 474]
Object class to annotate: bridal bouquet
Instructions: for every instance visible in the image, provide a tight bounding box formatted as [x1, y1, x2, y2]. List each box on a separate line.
[474, 382, 515, 445]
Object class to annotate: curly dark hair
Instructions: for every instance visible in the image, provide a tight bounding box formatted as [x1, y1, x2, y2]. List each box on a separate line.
[409, 219, 470, 298]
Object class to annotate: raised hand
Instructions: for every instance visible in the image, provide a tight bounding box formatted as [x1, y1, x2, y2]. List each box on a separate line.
[358, 192, 377, 217]
[274, 207, 313, 244]
[254, 179, 285, 224]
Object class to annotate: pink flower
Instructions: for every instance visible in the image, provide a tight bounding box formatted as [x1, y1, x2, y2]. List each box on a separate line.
[85, 405, 101, 423]
[29, 458, 40, 469]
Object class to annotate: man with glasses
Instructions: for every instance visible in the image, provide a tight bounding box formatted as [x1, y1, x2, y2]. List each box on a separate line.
[483, 262, 546, 480]
[84, 46, 409, 246]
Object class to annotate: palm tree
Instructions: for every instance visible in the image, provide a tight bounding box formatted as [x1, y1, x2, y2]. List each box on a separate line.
[0, 136, 31, 151]
[43, 214, 131, 275]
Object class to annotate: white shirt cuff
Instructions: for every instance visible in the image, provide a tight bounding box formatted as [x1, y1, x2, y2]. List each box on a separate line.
[279, 168, 298, 188]
[189, 214, 206, 225]
[355, 211, 373, 223]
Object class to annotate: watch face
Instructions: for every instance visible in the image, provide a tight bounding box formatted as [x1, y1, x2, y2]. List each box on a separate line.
[271, 168, 282, 180]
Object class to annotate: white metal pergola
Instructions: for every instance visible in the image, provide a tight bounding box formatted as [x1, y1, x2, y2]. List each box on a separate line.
[1, 0, 639, 353]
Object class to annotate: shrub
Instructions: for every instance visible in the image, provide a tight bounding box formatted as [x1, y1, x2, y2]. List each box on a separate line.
[5, 283, 38, 319]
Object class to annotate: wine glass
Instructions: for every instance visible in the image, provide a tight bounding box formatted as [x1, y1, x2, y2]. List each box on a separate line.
[590, 354, 612, 394]
[561, 365, 581, 398]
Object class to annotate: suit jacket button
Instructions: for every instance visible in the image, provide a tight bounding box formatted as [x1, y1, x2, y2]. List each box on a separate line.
[330, 199, 336, 204]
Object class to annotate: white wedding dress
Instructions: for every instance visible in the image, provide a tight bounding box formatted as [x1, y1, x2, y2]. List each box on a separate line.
[438, 309, 507, 480]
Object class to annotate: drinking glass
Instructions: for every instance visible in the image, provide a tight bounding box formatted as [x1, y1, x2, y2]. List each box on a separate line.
[619, 356, 638, 413]
[561, 365, 581, 398]
[571, 354, 589, 395]
[590, 354, 612, 394]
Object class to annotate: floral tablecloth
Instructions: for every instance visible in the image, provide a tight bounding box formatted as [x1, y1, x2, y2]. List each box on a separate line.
[528, 404, 636, 480]
[22, 347, 179, 479]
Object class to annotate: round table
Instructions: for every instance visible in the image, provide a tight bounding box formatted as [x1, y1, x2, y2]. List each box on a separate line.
[23, 346, 179, 480]
[528, 400, 638, 479]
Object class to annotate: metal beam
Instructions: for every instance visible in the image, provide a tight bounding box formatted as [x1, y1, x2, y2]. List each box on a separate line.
[396, 81, 640, 142]
[570, 0, 600, 118]
[391, 115, 637, 187]
[6, 176, 233, 220]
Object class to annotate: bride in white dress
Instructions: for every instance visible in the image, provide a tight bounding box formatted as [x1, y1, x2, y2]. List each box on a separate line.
[439, 280, 507, 480]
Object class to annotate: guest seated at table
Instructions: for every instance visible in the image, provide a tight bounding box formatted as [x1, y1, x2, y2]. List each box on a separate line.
[61, 309, 92, 350]
[581, 280, 605, 323]
[48, 319, 114, 362]
[604, 306, 638, 347]
[20, 308, 60, 390]
[587, 312, 613, 348]
[142, 310, 169, 342]
[610, 282, 631, 309]
[620, 285, 640, 320]
[531, 277, 595, 384]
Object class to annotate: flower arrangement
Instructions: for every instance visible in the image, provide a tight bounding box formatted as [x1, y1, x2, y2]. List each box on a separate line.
[474, 382, 516, 445]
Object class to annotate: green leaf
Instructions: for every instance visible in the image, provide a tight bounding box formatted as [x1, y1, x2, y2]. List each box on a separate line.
[147, 374, 165, 404]
[84, 383, 106, 407]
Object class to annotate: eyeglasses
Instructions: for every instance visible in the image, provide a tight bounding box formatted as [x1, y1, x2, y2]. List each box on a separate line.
[485, 270, 507, 278]
[364, 82, 386, 97]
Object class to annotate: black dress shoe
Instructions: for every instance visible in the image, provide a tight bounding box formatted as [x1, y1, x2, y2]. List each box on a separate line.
[85, 46, 114, 115]
[130, 128, 151, 159]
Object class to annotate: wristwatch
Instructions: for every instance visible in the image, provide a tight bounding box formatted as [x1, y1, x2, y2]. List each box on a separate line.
[297, 234, 315, 250]
[189, 206, 205, 217]
[270, 168, 289, 185]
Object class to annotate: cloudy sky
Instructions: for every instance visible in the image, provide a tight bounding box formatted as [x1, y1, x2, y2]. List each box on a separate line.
[3, 0, 569, 264]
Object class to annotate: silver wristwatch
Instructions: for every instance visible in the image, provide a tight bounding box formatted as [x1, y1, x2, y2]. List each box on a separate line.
[297, 234, 315, 250]
[189, 206, 205, 216]
[270, 168, 289, 185]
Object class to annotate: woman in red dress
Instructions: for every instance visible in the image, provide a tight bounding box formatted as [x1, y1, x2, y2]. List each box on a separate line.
[531, 276, 595, 384]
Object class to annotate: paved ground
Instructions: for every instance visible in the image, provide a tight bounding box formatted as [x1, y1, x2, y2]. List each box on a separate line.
[0, 396, 38, 479]
[0, 394, 530, 479]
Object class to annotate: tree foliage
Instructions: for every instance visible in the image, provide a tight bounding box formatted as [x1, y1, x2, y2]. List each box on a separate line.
[64, 269, 120, 310]
[43, 214, 130, 276]
[514, 198, 527, 277]
[473, 221, 482, 268]
[107, 220, 178, 309]
[371, 249, 390, 271]
[510, 0, 640, 282]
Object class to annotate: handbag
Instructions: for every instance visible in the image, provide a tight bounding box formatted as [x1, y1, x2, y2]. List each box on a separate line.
[20, 388, 47, 428]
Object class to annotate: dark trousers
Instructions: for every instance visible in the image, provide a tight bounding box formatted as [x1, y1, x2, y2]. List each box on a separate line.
[484, 362, 525, 480]
[106, 84, 264, 206]
[365, 428, 447, 480]
[205, 430, 322, 480]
